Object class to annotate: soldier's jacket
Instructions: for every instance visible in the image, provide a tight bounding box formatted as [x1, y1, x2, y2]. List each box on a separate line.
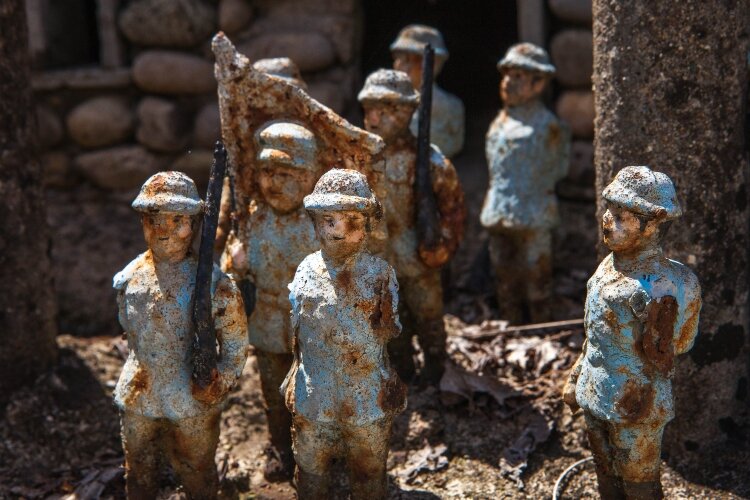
[284, 251, 406, 426]
[113, 251, 248, 420]
[222, 200, 317, 354]
[409, 85, 465, 159]
[383, 139, 465, 278]
[575, 250, 701, 424]
[481, 100, 570, 231]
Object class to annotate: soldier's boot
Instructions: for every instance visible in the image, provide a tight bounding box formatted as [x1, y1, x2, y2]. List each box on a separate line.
[388, 326, 416, 382]
[257, 351, 295, 481]
[121, 412, 161, 500]
[418, 318, 447, 385]
[295, 469, 330, 500]
[593, 468, 625, 500]
[622, 480, 664, 500]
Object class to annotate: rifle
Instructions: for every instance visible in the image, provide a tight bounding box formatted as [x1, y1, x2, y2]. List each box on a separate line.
[226, 162, 256, 317]
[192, 141, 227, 389]
[415, 43, 441, 252]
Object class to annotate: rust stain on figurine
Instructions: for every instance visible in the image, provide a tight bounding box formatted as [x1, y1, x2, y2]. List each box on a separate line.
[480, 43, 571, 324]
[390, 24, 465, 158]
[113, 171, 249, 499]
[284, 169, 405, 500]
[563, 166, 702, 499]
[358, 68, 466, 383]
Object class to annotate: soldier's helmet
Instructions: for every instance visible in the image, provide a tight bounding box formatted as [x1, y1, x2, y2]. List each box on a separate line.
[497, 43, 556, 75]
[358, 69, 419, 106]
[132, 171, 203, 215]
[603, 166, 682, 220]
[252, 57, 307, 90]
[304, 168, 382, 219]
[257, 121, 318, 170]
[390, 24, 449, 60]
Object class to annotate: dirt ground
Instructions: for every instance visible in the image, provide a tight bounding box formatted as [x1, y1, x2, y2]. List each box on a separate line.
[1, 330, 748, 500]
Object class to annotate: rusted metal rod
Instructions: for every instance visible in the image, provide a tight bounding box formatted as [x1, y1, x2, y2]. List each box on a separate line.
[192, 141, 227, 388]
[415, 43, 440, 252]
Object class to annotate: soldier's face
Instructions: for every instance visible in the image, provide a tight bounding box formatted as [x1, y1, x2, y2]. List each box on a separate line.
[363, 103, 414, 141]
[314, 210, 367, 260]
[602, 203, 658, 252]
[258, 163, 318, 214]
[142, 213, 195, 262]
[392, 51, 444, 89]
[500, 69, 547, 107]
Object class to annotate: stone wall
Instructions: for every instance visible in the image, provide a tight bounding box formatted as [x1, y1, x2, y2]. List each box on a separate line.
[32, 0, 362, 335]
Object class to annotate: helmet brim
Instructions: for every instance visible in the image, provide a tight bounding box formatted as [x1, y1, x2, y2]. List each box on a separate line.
[132, 194, 204, 215]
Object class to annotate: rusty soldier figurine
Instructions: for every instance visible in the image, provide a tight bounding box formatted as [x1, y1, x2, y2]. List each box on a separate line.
[358, 69, 465, 383]
[285, 169, 406, 500]
[563, 166, 701, 499]
[390, 24, 465, 158]
[481, 43, 570, 323]
[221, 121, 320, 480]
[114, 171, 249, 499]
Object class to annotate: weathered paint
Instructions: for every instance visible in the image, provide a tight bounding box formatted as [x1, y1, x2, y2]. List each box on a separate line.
[389, 24, 465, 158]
[285, 169, 404, 499]
[359, 69, 465, 382]
[211, 33, 388, 253]
[564, 166, 701, 496]
[114, 172, 249, 498]
[481, 43, 570, 323]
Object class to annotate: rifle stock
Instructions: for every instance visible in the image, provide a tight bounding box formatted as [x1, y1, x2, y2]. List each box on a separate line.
[192, 141, 227, 388]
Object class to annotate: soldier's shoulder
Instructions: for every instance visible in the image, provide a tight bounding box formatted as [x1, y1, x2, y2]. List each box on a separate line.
[296, 251, 323, 274]
[667, 258, 701, 293]
[212, 263, 238, 293]
[361, 253, 396, 276]
[113, 252, 149, 290]
[429, 145, 454, 172]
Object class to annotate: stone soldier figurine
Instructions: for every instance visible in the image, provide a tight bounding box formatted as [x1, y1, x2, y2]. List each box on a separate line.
[390, 24, 465, 158]
[563, 166, 701, 499]
[221, 121, 320, 480]
[113, 171, 249, 499]
[358, 69, 465, 383]
[284, 169, 406, 500]
[481, 42, 571, 324]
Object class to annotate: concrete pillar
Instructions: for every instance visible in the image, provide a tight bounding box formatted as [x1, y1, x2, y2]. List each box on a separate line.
[593, 0, 749, 454]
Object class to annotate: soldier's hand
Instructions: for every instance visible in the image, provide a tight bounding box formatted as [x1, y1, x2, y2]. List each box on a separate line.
[418, 243, 451, 268]
[191, 368, 227, 405]
[562, 380, 579, 412]
[226, 237, 249, 275]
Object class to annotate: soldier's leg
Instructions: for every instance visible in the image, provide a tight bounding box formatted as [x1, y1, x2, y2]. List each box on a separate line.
[523, 228, 553, 323]
[166, 410, 221, 500]
[343, 418, 392, 500]
[402, 271, 445, 384]
[488, 229, 525, 324]
[256, 349, 295, 480]
[291, 415, 338, 500]
[120, 411, 163, 500]
[584, 414, 625, 500]
[610, 422, 665, 500]
[388, 276, 417, 382]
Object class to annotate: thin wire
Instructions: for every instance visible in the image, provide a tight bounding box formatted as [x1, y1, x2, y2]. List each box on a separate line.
[552, 456, 594, 500]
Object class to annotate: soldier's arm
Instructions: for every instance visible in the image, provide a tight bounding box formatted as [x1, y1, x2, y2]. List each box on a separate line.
[377, 265, 402, 341]
[563, 338, 586, 411]
[419, 151, 466, 268]
[674, 272, 702, 355]
[212, 275, 250, 396]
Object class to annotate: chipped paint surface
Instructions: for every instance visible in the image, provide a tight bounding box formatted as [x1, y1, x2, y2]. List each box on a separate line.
[285, 169, 404, 499]
[211, 33, 388, 251]
[222, 201, 317, 354]
[286, 250, 405, 425]
[566, 166, 701, 490]
[481, 100, 570, 231]
[114, 252, 248, 418]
